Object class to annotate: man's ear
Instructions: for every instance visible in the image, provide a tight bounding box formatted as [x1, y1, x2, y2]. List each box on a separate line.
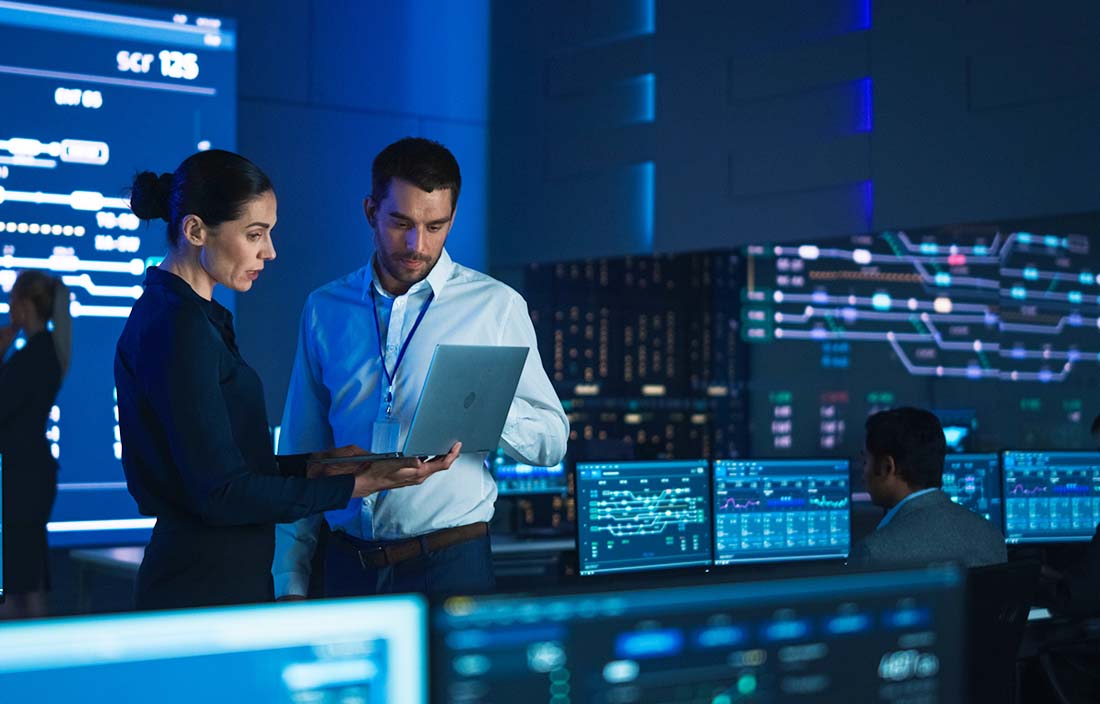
[364, 197, 378, 230]
[878, 454, 898, 479]
[180, 214, 207, 247]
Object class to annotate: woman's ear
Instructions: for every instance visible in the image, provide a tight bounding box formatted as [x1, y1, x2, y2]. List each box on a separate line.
[180, 214, 207, 247]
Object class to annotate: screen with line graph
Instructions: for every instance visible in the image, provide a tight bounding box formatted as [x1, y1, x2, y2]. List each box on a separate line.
[743, 214, 1100, 458]
[0, 1, 235, 544]
[1002, 450, 1100, 544]
[713, 458, 849, 565]
[576, 460, 712, 576]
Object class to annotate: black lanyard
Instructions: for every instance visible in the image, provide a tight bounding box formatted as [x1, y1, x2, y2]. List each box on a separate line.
[370, 284, 434, 416]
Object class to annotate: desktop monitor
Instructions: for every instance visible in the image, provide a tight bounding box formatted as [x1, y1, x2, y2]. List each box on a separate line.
[1002, 450, 1100, 543]
[490, 451, 568, 495]
[432, 566, 965, 703]
[713, 458, 850, 565]
[941, 453, 1003, 528]
[0, 595, 427, 703]
[576, 460, 712, 576]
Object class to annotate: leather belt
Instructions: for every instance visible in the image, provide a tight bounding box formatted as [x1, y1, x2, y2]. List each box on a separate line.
[337, 522, 489, 569]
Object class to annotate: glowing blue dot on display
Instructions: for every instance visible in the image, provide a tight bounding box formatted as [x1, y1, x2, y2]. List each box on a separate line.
[973, 245, 989, 256]
[1069, 291, 1083, 304]
[1044, 235, 1060, 248]
[1018, 233, 1033, 244]
[1080, 272, 1093, 286]
[920, 243, 938, 255]
[1023, 267, 1038, 280]
[871, 293, 891, 310]
[934, 272, 951, 287]
[1011, 286, 1027, 300]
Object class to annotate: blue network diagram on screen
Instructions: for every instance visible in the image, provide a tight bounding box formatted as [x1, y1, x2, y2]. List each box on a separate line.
[0, 595, 427, 704]
[941, 453, 1003, 528]
[0, 1, 236, 545]
[490, 450, 567, 495]
[432, 567, 964, 703]
[1003, 450, 1100, 543]
[576, 460, 711, 576]
[713, 458, 849, 565]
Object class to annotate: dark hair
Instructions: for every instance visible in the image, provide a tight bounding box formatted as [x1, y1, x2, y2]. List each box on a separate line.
[129, 149, 273, 247]
[371, 137, 461, 211]
[11, 271, 72, 375]
[865, 407, 946, 490]
[1091, 413, 1100, 435]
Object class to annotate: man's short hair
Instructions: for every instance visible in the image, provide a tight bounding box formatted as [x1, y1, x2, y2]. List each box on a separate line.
[865, 407, 946, 490]
[371, 137, 461, 211]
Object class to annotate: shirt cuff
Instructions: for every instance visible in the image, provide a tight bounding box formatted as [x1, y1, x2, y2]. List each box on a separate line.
[276, 453, 310, 477]
[273, 570, 310, 599]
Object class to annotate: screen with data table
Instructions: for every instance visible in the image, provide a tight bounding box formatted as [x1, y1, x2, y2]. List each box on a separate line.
[713, 458, 850, 565]
[432, 566, 965, 704]
[1003, 450, 1100, 543]
[941, 453, 1003, 528]
[576, 460, 712, 576]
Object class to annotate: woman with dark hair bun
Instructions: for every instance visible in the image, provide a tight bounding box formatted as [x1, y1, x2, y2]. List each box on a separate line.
[116, 150, 458, 610]
[0, 271, 71, 619]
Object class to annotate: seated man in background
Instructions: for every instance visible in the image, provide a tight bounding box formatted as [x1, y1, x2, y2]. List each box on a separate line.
[848, 406, 1007, 569]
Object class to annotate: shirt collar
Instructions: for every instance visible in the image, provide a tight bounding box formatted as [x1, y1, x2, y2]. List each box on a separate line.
[364, 248, 454, 301]
[144, 266, 233, 327]
[877, 487, 940, 530]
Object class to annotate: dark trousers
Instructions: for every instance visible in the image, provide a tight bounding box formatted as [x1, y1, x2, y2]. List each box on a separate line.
[324, 532, 495, 599]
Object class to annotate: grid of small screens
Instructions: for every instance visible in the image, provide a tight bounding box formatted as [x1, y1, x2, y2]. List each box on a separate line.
[0, 595, 428, 703]
[576, 458, 851, 576]
[432, 566, 965, 703]
[490, 451, 568, 496]
[1002, 451, 1100, 544]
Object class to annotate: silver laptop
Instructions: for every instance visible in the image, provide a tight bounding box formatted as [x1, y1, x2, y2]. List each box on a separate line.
[319, 344, 529, 462]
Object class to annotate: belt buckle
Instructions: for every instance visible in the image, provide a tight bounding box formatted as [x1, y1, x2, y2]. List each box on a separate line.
[356, 544, 387, 569]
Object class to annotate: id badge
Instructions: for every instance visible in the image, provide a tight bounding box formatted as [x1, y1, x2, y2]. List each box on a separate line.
[371, 417, 401, 454]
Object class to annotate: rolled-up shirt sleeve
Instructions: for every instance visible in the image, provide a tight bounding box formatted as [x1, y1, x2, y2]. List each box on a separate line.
[496, 291, 569, 467]
[142, 305, 353, 526]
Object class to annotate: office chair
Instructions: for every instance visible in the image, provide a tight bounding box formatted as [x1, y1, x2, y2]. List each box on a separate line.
[966, 559, 1041, 704]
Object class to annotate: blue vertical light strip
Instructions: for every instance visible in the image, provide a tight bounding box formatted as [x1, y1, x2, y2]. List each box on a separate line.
[627, 72, 656, 124]
[853, 0, 872, 31]
[638, 161, 655, 251]
[639, 0, 656, 34]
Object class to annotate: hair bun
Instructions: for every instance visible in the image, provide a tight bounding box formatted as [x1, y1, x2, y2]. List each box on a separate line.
[129, 171, 173, 222]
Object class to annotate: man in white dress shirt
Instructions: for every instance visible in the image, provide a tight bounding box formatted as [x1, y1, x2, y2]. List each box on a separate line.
[273, 137, 568, 598]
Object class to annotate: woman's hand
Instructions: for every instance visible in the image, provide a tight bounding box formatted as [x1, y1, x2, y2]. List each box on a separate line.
[351, 443, 461, 498]
[306, 444, 371, 478]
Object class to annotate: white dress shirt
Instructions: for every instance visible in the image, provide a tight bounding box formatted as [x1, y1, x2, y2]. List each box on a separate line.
[272, 249, 568, 597]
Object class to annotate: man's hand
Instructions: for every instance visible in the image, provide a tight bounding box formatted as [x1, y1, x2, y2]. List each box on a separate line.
[351, 442, 461, 498]
[306, 444, 370, 479]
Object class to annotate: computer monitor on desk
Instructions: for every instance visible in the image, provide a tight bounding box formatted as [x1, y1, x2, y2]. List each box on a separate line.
[1002, 450, 1100, 544]
[941, 453, 1003, 527]
[432, 566, 965, 703]
[491, 451, 568, 496]
[712, 458, 850, 565]
[0, 595, 427, 704]
[576, 460, 712, 576]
